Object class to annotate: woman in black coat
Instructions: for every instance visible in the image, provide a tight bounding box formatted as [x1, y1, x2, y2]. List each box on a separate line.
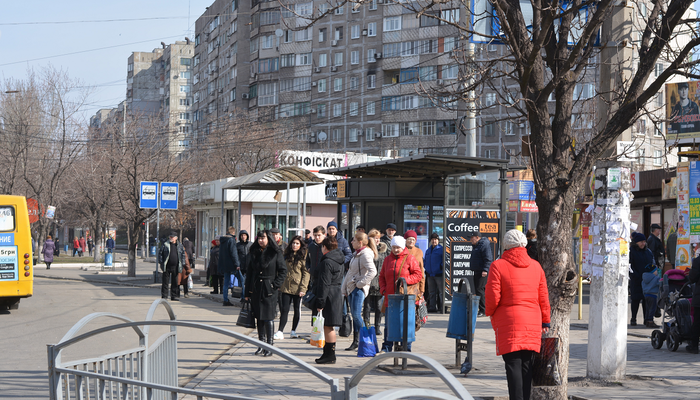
[629, 232, 653, 326]
[312, 236, 345, 364]
[245, 230, 287, 357]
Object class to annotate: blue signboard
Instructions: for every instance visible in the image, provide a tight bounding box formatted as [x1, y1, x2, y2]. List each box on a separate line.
[160, 182, 179, 210]
[508, 181, 535, 201]
[0, 233, 14, 246]
[140, 181, 159, 209]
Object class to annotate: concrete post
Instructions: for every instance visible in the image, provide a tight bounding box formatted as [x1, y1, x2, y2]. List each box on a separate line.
[586, 165, 632, 379]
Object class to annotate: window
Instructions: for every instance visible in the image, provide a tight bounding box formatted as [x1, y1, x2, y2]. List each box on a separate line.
[294, 77, 311, 91]
[350, 76, 359, 90]
[296, 28, 312, 41]
[180, 98, 191, 106]
[420, 97, 437, 108]
[334, 77, 343, 91]
[442, 64, 458, 79]
[382, 123, 399, 137]
[280, 79, 294, 92]
[319, 3, 328, 13]
[351, 50, 359, 64]
[350, 102, 358, 115]
[485, 149, 496, 158]
[381, 96, 400, 111]
[296, 52, 312, 65]
[209, 16, 220, 32]
[401, 95, 418, 110]
[655, 122, 663, 136]
[420, 13, 439, 27]
[281, 53, 295, 67]
[574, 83, 594, 99]
[194, 54, 200, 66]
[261, 35, 274, 49]
[654, 149, 663, 166]
[279, 104, 293, 117]
[503, 120, 515, 135]
[441, 9, 460, 23]
[655, 63, 663, 77]
[369, 0, 377, 10]
[232, 0, 238, 11]
[401, 41, 420, 56]
[419, 66, 437, 81]
[318, 103, 327, 117]
[180, 71, 191, 79]
[367, 22, 377, 37]
[384, 16, 401, 31]
[318, 79, 327, 92]
[194, 92, 200, 103]
[180, 85, 191, 93]
[319, 53, 328, 67]
[367, 74, 376, 89]
[258, 82, 278, 106]
[294, 102, 310, 115]
[401, 122, 419, 136]
[485, 93, 496, 106]
[399, 68, 419, 84]
[179, 113, 190, 120]
[420, 39, 438, 54]
[296, 1, 313, 16]
[284, 30, 293, 43]
[366, 127, 375, 141]
[367, 49, 376, 63]
[319, 28, 327, 42]
[258, 57, 279, 73]
[334, 27, 343, 40]
[230, 88, 236, 101]
[334, 4, 344, 14]
[332, 129, 342, 142]
[250, 39, 258, 53]
[208, 41, 215, 53]
[484, 121, 494, 136]
[367, 101, 375, 115]
[334, 52, 343, 66]
[351, 25, 360, 39]
[333, 103, 342, 117]
[349, 128, 359, 142]
[260, 10, 280, 25]
[383, 42, 400, 57]
[180, 58, 191, 66]
[421, 121, 436, 135]
[444, 37, 457, 52]
[437, 120, 457, 135]
[195, 35, 200, 46]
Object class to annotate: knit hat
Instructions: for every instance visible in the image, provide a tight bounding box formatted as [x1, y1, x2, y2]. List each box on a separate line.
[391, 236, 406, 249]
[386, 223, 397, 231]
[631, 232, 647, 243]
[430, 233, 440, 240]
[503, 229, 527, 250]
[404, 230, 417, 240]
[327, 221, 338, 229]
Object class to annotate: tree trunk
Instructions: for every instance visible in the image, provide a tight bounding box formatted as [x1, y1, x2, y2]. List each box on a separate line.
[531, 187, 580, 400]
[126, 222, 140, 277]
[92, 219, 101, 262]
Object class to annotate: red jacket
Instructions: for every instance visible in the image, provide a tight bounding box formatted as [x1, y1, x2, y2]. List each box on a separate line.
[378, 248, 422, 309]
[485, 246, 550, 356]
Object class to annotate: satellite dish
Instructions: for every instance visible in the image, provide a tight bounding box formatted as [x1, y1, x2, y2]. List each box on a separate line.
[318, 131, 328, 141]
[275, 29, 284, 37]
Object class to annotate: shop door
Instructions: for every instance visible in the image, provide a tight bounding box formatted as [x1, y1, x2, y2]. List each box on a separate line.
[366, 203, 395, 233]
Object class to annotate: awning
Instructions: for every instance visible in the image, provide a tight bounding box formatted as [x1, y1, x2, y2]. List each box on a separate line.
[221, 166, 324, 191]
[319, 154, 512, 179]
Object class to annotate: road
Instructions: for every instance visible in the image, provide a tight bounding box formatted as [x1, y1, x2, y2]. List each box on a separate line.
[0, 276, 249, 400]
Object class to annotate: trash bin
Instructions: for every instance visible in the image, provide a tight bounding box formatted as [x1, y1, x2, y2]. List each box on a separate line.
[105, 253, 113, 267]
[386, 278, 416, 343]
[447, 279, 479, 340]
[150, 246, 157, 256]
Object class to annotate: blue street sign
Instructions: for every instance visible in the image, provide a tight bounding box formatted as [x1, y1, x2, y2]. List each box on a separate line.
[139, 181, 158, 209]
[160, 182, 179, 210]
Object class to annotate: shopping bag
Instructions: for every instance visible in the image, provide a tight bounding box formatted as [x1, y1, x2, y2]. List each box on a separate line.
[310, 315, 325, 348]
[236, 301, 256, 328]
[187, 275, 193, 290]
[357, 326, 379, 357]
[532, 336, 562, 386]
[415, 299, 428, 331]
[339, 314, 352, 337]
[230, 273, 238, 288]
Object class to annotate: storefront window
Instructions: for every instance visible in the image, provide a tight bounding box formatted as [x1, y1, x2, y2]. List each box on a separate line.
[352, 203, 362, 233]
[340, 203, 349, 239]
[254, 215, 298, 241]
[446, 170, 500, 207]
[404, 204, 430, 252]
[432, 205, 444, 238]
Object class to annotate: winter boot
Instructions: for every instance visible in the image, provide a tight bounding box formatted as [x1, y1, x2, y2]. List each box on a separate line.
[263, 320, 275, 357]
[345, 330, 359, 351]
[315, 343, 336, 364]
[254, 322, 266, 356]
[375, 312, 382, 335]
[686, 338, 700, 354]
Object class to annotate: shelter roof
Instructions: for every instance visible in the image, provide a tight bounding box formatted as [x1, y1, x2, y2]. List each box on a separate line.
[221, 166, 324, 191]
[319, 154, 511, 179]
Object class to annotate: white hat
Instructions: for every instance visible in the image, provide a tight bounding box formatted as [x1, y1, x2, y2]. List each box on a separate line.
[391, 235, 406, 249]
[503, 229, 527, 250]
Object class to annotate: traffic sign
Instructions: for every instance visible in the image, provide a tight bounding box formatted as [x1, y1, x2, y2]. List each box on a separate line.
[139, 181, 158, 209]
[160, 182, 179, 210]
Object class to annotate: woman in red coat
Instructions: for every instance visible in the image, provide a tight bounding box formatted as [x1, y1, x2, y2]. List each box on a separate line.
[486, 229, 550, 400]
[378, 235, 422, 353]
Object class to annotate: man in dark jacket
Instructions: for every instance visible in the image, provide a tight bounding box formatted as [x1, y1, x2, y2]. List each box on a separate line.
[327, 221, 352, 264]
[470, 232, 493, 316]
[236, 230, 253, 301]
[380, 223, 397, 249]
[158, 232, 190, 301]
[218, 234, 240, 306]
[646, 223, 665, 269]
[270, 227, 288, 251]
[423, 233, 444, 312]
[306, 225, 326, 275]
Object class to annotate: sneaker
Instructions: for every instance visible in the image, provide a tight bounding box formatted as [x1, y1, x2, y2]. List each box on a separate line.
[477, 312, 485, 317]
[184, 294, 190, 298]
[290, 330, 298, 338]
[273, 331, 284, 340]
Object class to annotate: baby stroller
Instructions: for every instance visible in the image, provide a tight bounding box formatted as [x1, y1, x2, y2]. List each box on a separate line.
[651, 269, 694, 351]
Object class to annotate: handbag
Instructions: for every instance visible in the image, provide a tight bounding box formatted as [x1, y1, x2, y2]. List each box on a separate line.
[310, 315, 326, 348]
[302, 290, 316, 310]
[415, 298, 428, 330]
[357, 325, 379, 357]
[532, 336, 562, 386]
[236, 300, 256, 329]
[339, 307, 353, 337]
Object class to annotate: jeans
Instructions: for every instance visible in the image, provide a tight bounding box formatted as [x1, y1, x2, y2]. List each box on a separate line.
[502, 350, 535, 400]
[348, 287, 366, 333]
[223, 272, 232, 302]
[644, 294, 657, 322]
[473, 272, 487, 313]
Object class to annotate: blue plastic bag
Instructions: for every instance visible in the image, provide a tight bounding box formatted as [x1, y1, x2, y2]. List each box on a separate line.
[357, 326, 379, 357]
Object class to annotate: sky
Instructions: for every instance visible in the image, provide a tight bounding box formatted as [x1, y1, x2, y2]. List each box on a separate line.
[0, 0, 214, 119]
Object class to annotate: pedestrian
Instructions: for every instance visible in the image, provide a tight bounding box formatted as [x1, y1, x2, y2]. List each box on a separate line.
[350, 225, 366, 252]
[79, 236, 86, 257]
[642, 263, 661, 328]
[667, 230, 677, 269]
[485, 229, 551, 400]
[43, 235, 55, 270]
[178, 251, 193, 298]
[306, 225, 327, 324]
[276, 235, 309, 340]
[219, 234, 240, 306]
[73, 237, 80, 257]
[378, 236, 422, 353]
[182, 237, 195, 270]
[470, 232, 493, 316]
[364, 229, 389, 334]
[326, 221, 352, 265]
[106, 235, 115, 254]
[629, 232, 653, 326]
[311, 236, 345, 364]
[228, 226, 236, 237]
[236, 230, 253, 301]
[423, 232, 444, 312]
[647, 223, 665, 268]
[87, 237, 94, 257]
[270, 227, 287, 251]
[342, 231, 378, 351]
[525, 229, 538, 261]
[404, 230, 426, 301]
[380, 223, 397, 249]
[304, 229, 312, 245]
[244, 230, 287, 357]
[686, 256, 700, 353]
[158, 232, 190, 301]
[208, 237, 223, 295]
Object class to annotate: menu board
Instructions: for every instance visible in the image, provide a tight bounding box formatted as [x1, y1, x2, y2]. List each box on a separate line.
[444, 208, 500, 304]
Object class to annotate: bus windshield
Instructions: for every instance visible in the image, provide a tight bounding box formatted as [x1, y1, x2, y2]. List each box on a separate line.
[0, 207, 14, 231]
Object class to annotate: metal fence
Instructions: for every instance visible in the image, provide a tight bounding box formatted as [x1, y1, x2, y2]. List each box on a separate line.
[47, 299, 473, 400]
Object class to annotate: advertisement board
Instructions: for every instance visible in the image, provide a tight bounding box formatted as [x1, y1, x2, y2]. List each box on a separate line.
[666, 81, 700, 140]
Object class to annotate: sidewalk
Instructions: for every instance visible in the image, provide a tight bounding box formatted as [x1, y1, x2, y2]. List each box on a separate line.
[36, 263, 700, 400]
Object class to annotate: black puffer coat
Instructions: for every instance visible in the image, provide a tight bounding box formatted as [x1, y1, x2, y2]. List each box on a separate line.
[312, 248, 345, 327]
[245, 234, 287, 321]
[629, 244, 654, 301]
[687, 257, 700, 307]
[208, 245, 220, 276]
[237, 230, 253, 270]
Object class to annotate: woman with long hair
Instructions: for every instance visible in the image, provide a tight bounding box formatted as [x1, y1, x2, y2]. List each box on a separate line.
[275, 235, 309, 340]
[244, 230, 287, 357]
[364, 229, 389, 334]
[342, 231, 377, 350]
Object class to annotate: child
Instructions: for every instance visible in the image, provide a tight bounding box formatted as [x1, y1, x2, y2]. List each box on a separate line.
[642, 263, 661, 328]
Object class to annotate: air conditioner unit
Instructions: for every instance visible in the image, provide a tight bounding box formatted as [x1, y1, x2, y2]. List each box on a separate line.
[331, 40, 338, 46]
[362, 29, 368, 36]
[436, 79, 443, 85]
[242, 93, 250, 99]
[331, 66, 338, 72]
[311, 82, 317, 87]
[375, 132, 381, 138]
[218, 88, 224, 93]
[375, 53, 382, 59]
[314, 67, 322, 73]
[310, 108, 317, 113]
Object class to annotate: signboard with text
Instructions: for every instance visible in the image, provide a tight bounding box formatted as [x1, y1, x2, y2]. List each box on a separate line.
[139, 181, 158, 209]
[160, 182, 179, 210]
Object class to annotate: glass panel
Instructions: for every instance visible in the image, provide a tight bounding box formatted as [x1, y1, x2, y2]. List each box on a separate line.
[253, 215, 298, 242]
[0, 206, 15, 231]
[352, 203, 362, 234]
[446, 171, 500, 207]
[403, 204, 430, 252]
[432, 205, 444, 239]
[340, 203, 350, 240]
